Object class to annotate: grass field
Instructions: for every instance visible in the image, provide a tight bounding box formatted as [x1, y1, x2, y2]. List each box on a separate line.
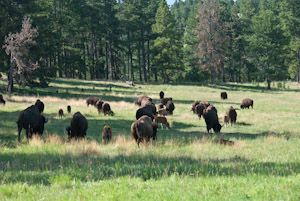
[0, 78, 300, 200]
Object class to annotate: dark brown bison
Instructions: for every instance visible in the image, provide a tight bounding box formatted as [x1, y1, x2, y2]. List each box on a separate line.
[240, 98, 254, 109]
[95, 100, 104, 114]
[86, 97, 100, 107]
[226, 106, 237, 125]
[135, 95, 152, 106]
[200, 101, 210, 107]
[166, 100, 175, 115]
[191, 101, 200, 114]
[136, 105, 154, 121]
[58, 109, 64, 119]
[203, 110, 222, 133]
[66, 112, 88, 140]
[67, 105, 71, 114]
[0, 94, 5, 105]
[159, 91, 164, 99]
[221, 92, 228, 100]
[205, 104, 218, 114]
[102, 125, 112, 143]
[102, 103, 114, 116]
[161, 97, 172, 106]
[35, 99, 44, 113]
[141, 100, 157, 115]
[131, 115, 158, 147]
[17, 105, 48, 142]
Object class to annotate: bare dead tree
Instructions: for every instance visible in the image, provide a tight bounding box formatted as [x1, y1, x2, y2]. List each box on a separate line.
[3, 16, 39, 92]
[195, 0, 228, 82]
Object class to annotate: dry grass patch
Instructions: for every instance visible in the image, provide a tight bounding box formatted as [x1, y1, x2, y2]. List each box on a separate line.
[29, 135, 44, 147]
[45, 134, 63, 146]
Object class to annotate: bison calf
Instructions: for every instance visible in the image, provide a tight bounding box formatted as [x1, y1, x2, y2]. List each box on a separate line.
[66, 112, 88, 140]
[226, 106, 237, 125]
[154, 116, 171, 129]
[166, 100, 175, 115]
[102, 125, 112, 143]
[58, 109, 64, 119]
[240, 98, 254, 109]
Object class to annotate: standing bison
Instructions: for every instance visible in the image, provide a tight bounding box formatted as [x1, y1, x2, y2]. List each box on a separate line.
[67, 105, 71, 114]
[135, 95, 152, 106]
[0, 94, 6, 105]
[166, 100, 175, 115]
[191, 101, 200, 114]
[66, 112, 88, 140]
[102, 103, 114, 116]
[203, 110, 222, 133]
[221, 92, 228, 100]
[240, 98, 254, 109]
[102, 125, 112, 143]
[159, 91, 164, 99]
[131, 115, 158, 147]
[86, 97, 100, 107]
[226, 106, 237, 125]
[17, 105, 48, 142]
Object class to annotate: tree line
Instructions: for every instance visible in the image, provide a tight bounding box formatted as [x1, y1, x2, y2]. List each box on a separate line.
[0, 0, 300, 92]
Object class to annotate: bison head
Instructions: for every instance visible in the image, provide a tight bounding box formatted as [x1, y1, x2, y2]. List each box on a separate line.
[152, 123, 158, 140]
[213, 123, 222, 133]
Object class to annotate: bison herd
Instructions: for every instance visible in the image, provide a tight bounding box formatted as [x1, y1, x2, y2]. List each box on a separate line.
[0, 91, 253, 147]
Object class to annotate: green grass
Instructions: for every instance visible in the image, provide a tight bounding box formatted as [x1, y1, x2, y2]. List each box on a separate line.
[0, 78, 300, 200]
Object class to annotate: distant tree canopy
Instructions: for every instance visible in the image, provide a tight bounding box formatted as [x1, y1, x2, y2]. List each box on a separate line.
[0, 0, 300, 91]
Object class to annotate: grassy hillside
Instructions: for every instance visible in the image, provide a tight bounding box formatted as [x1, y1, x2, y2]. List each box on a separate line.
[0, 78, 300, 200]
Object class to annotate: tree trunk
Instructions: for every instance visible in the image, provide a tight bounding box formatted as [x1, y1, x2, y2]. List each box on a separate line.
[141, 30, 147, 82]
[267, 78, 271, 90]
[105, 42, 109, 80]
[147, 32, 150, 80]
[7, 55, 13, 93]
[138, 42, 142, 81]
[109, 33, 113, 80]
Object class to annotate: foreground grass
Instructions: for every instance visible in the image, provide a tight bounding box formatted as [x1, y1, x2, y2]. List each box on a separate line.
[0, 78, 300, 200]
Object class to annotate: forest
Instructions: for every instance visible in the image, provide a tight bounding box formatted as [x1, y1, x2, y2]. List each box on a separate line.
[1, 0, 300, 91]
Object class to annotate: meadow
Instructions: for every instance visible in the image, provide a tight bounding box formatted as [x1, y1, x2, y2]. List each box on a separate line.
[0, 78, 300, 200]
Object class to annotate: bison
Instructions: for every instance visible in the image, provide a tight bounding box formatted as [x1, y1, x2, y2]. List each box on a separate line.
[166, 100, 175, 115]
[67, 105, 71, 114]
[203, 110, 222, 133]
[131, 115, 158, 147]
[86, 97, 100, 107]
[154, 116, 171, 129]
[102, 125, 112, 143]
[17, 105, 48, 142]
[226, 106, 237, 125]
[141, 100, 157, 115]
[223, 114, 230, 126]
[195, 104, 206, 119]
[0, 94, 6, 105]
[135, 95, 152, 106]
[157, 103, 164, 110]
[205, 104, 218, 114]
[161, 97, 172, 106]
[158, 108, 168, 116]
[58, 109, 64, 119]
[159, 91, 164, 99]
[136, 106, 154, 121]
[240, 98, 254, 109]
[95, 100, 104, 114]
[66, 112, 88, 140]
[221, 92, 228, 100]
[35, 99, 44, 113]
[102, 103, 114, 116]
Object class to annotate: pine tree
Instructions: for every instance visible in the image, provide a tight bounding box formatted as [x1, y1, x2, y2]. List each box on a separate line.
[152, 0, 183, 83]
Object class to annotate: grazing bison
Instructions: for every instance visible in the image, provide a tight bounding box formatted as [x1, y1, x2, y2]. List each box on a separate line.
[95, 100, 104, 114]
[136, 106, 154, 121]
[135, 95, 152, 106]
[0, 94, 5, 105]
[102, 125, 112, 143]
[131, 115, 158, 147]
[154, 116, 171, 129]
[203, 110, 222, 133]
[17, 105, 48, 142]
[161, 97, 172, 106]
[195, 104, 206, 119]
[66, 112, 88, 140]
[102, 103, 114, 116]
[221, 92, 228, 100]
[86, 97, 100, 107]
[191, 101, 200, 114]
[141, 100, 157, 115]
[205, 104, 218, 114]
[240, 98, 254, 109]
[35, 99, 44, 113]
[58, 109, 64, 119]
[200, 101, 210, 107]
[67, 105, 71, 114]
[226, 106, 237, 125]
[159, 91, 164, 99]
[166, 100, 175, 115]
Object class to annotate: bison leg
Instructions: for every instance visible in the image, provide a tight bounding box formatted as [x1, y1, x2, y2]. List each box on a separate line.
[18, 127, 22, 142]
